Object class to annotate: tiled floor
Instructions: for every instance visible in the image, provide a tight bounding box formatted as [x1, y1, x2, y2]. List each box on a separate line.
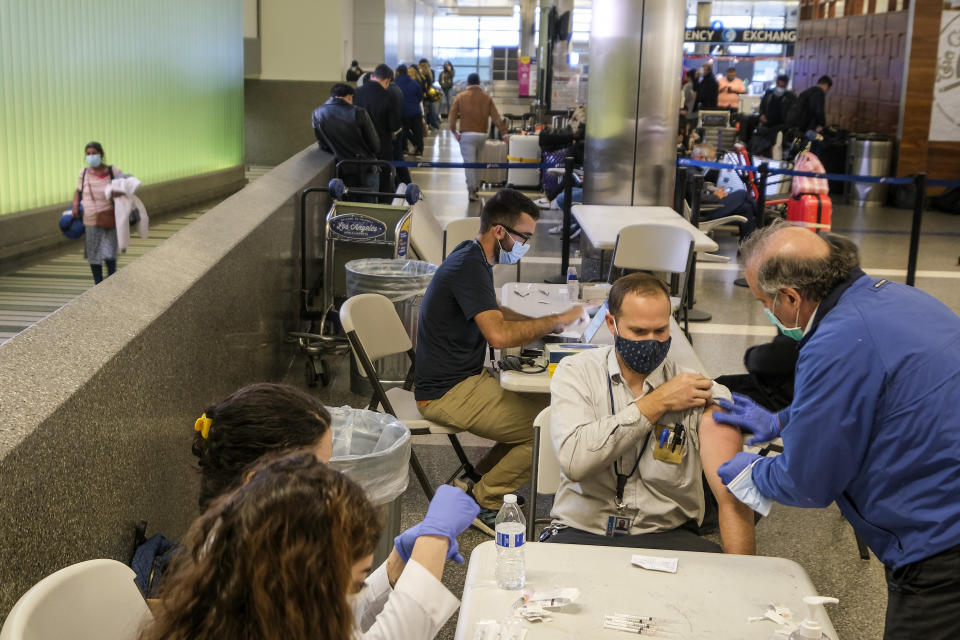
[0, 168, 273, 346]
[0, 212, 208, 345]
[293, 123, 960, 640]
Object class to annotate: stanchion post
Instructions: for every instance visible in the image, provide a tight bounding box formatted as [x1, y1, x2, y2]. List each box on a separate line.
[686, 174, 703, 311]
[674, 167, 688, 214]
[906, 172, 926, 287]
[560, 155, 575, 278]
[757, 162, 769, 225]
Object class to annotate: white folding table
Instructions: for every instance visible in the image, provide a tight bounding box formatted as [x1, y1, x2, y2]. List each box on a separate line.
[571, 204, 718, 253]
[454, 541, 838, 640]
[572, 204, 721, 322]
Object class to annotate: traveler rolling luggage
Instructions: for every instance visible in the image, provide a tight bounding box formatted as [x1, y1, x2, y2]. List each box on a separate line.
[507, 134, 541, 188]
[787, 193, 832, 233]
[480, 139, 508, 187]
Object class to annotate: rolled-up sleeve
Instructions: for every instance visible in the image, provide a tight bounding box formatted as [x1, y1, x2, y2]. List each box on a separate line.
[360, 560, 459, 640]
[550, 357, 654, 482]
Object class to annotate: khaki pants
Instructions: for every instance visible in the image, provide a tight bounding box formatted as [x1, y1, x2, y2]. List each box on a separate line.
[421, 370, 546, 509]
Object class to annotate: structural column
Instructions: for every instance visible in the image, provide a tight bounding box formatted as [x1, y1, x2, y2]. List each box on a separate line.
[583, 0, 686, 206]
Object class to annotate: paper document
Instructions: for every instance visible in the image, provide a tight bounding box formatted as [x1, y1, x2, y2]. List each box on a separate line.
[631, 555, 679, 573]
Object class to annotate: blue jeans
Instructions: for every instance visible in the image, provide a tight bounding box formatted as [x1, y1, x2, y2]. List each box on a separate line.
[554, 187, 583, 211]
[425, 101, 441, 129]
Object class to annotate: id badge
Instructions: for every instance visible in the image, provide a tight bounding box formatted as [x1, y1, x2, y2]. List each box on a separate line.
[652, 426, 685, 465]
[606, 509, 638, 537]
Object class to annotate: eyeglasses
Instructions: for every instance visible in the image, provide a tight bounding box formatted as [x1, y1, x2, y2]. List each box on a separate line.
[499, 224, 531, 245]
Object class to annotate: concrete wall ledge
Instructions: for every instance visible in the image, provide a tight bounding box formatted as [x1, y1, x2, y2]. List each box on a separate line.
[0, 166, 248, 272]
[0, 146, 333, 616]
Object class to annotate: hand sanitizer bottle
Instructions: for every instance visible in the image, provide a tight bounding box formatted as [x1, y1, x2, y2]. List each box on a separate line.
[789, 596, 839, 639]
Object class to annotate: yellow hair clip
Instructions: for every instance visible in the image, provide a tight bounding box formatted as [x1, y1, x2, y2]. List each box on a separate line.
[194, 413, 213, 440]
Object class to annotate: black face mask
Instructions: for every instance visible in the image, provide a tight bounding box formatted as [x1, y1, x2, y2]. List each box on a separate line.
[613, 320, 671, 375]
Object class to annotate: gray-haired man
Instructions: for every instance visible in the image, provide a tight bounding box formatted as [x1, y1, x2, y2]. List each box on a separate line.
[716, 221, 960, 640]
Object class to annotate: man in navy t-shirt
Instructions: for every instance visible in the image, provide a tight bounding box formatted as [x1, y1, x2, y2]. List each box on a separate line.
[415, 189, 583, 530]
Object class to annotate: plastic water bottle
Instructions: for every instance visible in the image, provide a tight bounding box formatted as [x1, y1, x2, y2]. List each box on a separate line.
[495, 494, 526, 590]
[566, 266, 579, 301]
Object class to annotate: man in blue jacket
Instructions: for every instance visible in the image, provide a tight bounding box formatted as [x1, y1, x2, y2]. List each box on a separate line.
[394, 64, 424, 156]
[714, 221, 960, 640]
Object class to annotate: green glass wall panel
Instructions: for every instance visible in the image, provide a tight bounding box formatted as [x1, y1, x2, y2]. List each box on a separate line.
[0, 0, 243, 216]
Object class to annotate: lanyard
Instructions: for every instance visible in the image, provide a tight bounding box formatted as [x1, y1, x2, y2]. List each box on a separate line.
[608, 375, 652, 511]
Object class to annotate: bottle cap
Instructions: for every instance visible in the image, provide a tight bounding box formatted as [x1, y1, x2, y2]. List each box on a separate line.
[504, 494, 518, 504]
[798, 596, 838, 639]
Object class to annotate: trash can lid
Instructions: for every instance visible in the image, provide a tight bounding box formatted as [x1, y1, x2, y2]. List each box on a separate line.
[851, 133, 892, 142]
[345, 258, 438, 277]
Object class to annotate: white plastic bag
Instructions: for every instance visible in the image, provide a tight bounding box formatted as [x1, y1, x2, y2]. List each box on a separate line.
[327, 405, 411, 505]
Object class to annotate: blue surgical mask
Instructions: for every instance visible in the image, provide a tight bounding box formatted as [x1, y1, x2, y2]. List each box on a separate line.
[613, 319, 672, 375]
[496, 236, 530, 265]
[763, 293, 804, 341]
[86, 154, 102, 168]
[774, 87, 785, 96]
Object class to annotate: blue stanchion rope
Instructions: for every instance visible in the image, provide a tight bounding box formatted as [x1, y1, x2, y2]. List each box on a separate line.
[385, 157, 960, 189]
[676, 157, 917, 186]
[389, 160, 563, 170]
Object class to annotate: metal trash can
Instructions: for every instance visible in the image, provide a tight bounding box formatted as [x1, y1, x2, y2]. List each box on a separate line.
[847, 135, 894, 206]
[328, 405, 411, 565]
[345, 258, 437, 393]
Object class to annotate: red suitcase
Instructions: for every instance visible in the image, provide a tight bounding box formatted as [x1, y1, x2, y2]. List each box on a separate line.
[787, 193, 832, 233]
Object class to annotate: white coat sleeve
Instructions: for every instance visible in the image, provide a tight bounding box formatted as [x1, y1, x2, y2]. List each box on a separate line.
[131, 195, 149, 238]
[113, 194, 132, 251]
[360, 560, 459, 640]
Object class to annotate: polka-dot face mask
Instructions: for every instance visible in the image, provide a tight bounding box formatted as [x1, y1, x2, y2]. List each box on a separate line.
[613, 318, 672, 375]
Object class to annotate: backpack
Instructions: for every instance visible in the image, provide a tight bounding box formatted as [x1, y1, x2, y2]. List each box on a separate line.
[791, 151, 829, 196]
[785, 87, 815, 130]
[934, 187, 960, 215]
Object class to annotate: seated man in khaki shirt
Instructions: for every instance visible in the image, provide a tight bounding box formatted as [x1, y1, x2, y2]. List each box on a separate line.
[545, 273, 755, 553]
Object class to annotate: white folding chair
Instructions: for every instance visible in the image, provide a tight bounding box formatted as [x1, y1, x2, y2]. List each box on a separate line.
[409, 199, 444, 265]
[607, 222, 695, 339]
[683, 200, 747, 264]
[527, 407, 563, 541]
[443, 217, 522, 280]
[339, 293, 476, 500]
[0, 560, 152, 640]
[442, 217, 480, 259]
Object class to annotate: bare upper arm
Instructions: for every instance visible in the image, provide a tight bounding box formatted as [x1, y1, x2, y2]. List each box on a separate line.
[698, 406, 744, 479]
[474, 309, 506, 347]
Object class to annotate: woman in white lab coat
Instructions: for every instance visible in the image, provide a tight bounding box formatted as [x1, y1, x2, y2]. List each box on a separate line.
[140, 450, 473, 640]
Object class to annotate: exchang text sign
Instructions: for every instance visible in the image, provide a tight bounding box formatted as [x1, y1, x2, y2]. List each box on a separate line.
[684, 28, 798, 44]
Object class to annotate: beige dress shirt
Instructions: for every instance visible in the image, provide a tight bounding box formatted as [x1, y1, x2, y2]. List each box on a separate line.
[548, 345, 731, 536]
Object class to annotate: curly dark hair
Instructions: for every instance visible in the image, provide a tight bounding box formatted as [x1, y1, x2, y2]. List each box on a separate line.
[192, 383, 331, 509]
[141, 450, 381, 640]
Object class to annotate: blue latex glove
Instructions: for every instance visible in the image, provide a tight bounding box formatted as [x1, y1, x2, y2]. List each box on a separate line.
[394, 485, 480, 563]
[718, 451, 763, 486]
[713, 393, 781, 445]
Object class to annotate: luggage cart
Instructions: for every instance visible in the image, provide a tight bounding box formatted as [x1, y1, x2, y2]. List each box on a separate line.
[290, 176, 422, 387]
